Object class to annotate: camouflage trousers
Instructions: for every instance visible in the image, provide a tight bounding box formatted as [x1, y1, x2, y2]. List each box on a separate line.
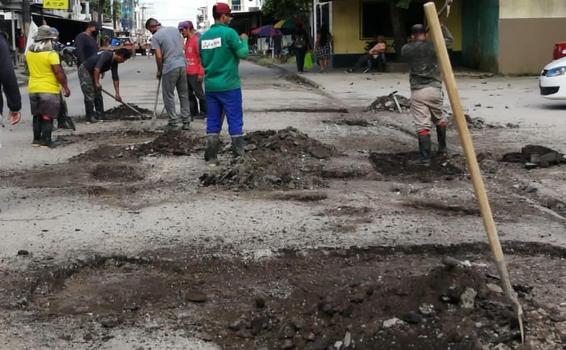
[78, 65, 104, 117]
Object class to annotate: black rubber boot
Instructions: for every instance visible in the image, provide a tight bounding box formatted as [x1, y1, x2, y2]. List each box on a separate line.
[418, 133, 432, 167]
[94, 94, 105, 120]
[204, 134, 220, 165]
[436, 124, 447, 156]
[40, 118, 54, 148]
[231, 136, 245, 158]
[85, 101, 98, 123]
[32, 115, 41, 146]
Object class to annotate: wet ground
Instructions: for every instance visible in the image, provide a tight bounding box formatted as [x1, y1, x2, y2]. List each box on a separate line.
[1, 60, 566, 349]
[1, 244, 565, 349]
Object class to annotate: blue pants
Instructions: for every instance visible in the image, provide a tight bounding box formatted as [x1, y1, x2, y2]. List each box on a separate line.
[206, 88, 244, 136]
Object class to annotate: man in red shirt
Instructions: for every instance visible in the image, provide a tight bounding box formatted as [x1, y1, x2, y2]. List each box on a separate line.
[179, 21, 207, 119]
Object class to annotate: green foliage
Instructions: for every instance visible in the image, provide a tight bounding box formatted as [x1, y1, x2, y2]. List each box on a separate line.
[396, 0, 413, 9]
[262, 0, 312, 19]
[105, 0, 122, 20]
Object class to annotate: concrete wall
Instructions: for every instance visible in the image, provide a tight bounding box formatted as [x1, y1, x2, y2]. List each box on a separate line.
[500, 0, 566, 19]
[498, 0, 566, 74]
[498, 18, 566, 74]
[461, 0, 499, 72]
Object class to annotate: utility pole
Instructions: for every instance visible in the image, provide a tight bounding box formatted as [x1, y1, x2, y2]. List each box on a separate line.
[22, 0, 31, 38]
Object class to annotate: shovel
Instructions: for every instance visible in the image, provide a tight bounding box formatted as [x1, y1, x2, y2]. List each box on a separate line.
[151, 77, 162, 129]
[101, 88, 146, 117]
[424, 1, 524, 342]
[389, 90, 403, 113]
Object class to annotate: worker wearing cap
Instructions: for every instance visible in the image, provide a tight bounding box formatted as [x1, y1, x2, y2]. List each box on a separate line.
[179, 20, 207, 119]
[146, 17, 191, 130]
[199, 2, 249, 165]
[25, 25, 70, 148]
[402, 24, 453, 167]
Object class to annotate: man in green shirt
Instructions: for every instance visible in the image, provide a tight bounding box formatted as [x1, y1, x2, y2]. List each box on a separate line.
[199, 2, 249, 165]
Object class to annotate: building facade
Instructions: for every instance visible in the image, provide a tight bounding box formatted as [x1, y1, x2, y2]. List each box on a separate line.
[322, 0, 566, 75]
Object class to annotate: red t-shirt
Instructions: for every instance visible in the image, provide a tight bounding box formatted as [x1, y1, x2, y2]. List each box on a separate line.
[185, 34, 204, 76]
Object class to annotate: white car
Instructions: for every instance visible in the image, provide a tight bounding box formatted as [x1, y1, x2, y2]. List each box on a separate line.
[540, 56, 566, 99]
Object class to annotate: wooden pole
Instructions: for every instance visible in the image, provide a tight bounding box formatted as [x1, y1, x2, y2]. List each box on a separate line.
[423, 1, 524, 342]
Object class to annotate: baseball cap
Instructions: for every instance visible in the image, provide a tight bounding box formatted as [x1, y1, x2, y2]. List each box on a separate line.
[411, 24, 426, 34]
[215, 3, 232, 16]
[178, 21, 194, 30]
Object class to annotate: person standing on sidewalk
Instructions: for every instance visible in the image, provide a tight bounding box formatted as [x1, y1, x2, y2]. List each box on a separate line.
[402, 24, 452, 166]
[199, 2, 249, 165]
[25, 25, 70, 148]
[179, 20, 207, 119]
[293, 23, 309, 73]
[0, 33, 22, 133]
[75, 21, 104, 122]
[146, 18, 191, 130]
[78, 48, 132, 116]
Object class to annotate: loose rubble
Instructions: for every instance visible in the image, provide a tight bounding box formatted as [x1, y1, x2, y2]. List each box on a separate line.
[103, 104, 153, 120]
[502, 145, 565, 169]
[366, 94, 410, 112]
[200, 127, 335, 190]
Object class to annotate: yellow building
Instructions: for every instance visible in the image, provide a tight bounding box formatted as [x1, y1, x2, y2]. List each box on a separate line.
[316, 0, 566, 74]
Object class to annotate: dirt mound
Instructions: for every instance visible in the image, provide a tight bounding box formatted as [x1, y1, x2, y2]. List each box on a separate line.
[22, 249, 565, 350]
[72, 144, 136, 162]
[369, 152, 464, 181]
[103, 104, 153, 120]
[135, 130, 205, 156]
[322, 119, 372, 127]
[367, 94, 410, 112]
[90, 163, 145, 182]
[200, 127, 335, 190]
[502, 145, 565, 169]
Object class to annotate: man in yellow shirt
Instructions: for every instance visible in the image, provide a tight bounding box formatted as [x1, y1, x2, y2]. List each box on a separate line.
[25, 26, 70, 148]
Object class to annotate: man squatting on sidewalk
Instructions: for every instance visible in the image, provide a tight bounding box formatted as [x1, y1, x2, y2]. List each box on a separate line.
[402, 24, 453, 167]
[146, 17, 191, 130]
[199, 2, 249, 165]
[25, 26, 71, 148]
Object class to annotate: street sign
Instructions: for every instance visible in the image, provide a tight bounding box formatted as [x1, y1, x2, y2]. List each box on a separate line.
[43, 0, 69, 10]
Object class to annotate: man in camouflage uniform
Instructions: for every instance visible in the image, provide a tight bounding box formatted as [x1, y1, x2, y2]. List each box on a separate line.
[402, 24, 453, 166]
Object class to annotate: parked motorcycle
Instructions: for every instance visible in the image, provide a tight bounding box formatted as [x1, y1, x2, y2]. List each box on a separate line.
[54, 42, 78, 67]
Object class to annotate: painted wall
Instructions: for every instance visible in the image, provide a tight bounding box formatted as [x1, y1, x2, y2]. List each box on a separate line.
[500, 0, 566, 19]
[499, 18, 566, 74]
[461, 0, 499, 72]
[331, 0, 462, 55]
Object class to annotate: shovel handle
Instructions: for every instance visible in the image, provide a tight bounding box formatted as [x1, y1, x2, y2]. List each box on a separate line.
[424, 3, 523, 340]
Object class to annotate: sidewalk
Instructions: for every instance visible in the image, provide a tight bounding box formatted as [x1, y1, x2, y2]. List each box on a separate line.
[261, 59, 562, 129]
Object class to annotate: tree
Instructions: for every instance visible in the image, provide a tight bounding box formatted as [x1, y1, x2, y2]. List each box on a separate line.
[262, 0, 312, 20]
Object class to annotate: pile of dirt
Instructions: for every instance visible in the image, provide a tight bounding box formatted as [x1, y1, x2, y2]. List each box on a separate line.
[462, 115, 519, 129]
[367, 94, 410, 112]
[103, 104, 153, 120]
[369, 151, 464, 181]
[135, 130, 206, 156]
[322, 118, 372, 127]
[90, 163, 145, 182]
[200, 127, 335, 190]
[502, 145, 565, 169]
[18, 247, 566, 350]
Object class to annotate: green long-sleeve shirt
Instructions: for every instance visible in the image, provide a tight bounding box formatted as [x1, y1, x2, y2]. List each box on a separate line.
[199, 23, 249, 92]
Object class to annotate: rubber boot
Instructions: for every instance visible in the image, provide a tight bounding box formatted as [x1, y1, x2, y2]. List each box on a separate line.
[204, 134, 220, 165]
[85, 100, 98, 123]
[418, 133, 432, 167]
[32, 115, 41, 147]
[436, 124, 447, 156]
[231, 136, 245, 158]
[94, 93, 105, 120]
[40, 117, 54, 148]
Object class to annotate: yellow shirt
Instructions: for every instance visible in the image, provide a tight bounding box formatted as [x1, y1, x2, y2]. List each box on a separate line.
[25, 51, 61, 94]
